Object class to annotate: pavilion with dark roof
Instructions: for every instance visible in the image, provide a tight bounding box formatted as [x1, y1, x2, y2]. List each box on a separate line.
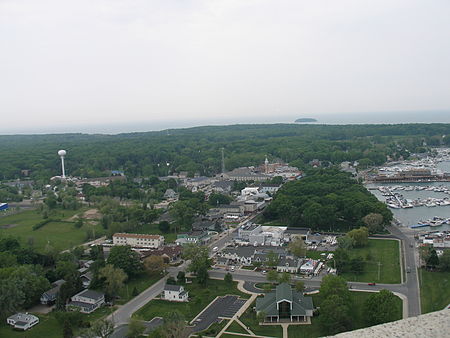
[255, 283, 314, 323]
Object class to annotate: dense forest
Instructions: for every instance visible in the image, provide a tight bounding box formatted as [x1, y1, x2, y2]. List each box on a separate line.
[263, 168, 393, 231]
[2, 123, 450, 182]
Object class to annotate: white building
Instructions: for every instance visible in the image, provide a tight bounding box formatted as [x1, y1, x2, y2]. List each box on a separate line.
[113, 233, 164, 248]
[67, 289, 105, 314]
[300, 259, 317, 275]
[163, 284, 189, 302]
[7, 313, 39, 331]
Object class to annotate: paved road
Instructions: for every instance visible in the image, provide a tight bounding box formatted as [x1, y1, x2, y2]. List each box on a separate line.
[387, 225, 421, 317]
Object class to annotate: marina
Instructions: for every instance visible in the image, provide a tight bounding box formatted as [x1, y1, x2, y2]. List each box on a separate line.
[366, 149, 450, 230]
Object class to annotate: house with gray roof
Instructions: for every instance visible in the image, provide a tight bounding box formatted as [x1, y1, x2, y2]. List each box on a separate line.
[66, 289, 105, 314]
[256, 283, 313, 323]
[276, 256, 302, 273]
[40, 279, 65, 305]
[7, 313, 39, 331]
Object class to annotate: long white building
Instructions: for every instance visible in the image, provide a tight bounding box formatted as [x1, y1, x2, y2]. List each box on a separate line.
[112, 233, 164, 248]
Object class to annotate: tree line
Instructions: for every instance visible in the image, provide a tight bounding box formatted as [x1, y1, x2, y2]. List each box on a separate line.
[2, 123, 450, 181]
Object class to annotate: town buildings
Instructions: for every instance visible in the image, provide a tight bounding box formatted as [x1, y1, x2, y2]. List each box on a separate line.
[113, 233, 164, 248]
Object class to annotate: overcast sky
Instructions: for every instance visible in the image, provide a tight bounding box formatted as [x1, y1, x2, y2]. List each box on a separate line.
[1, 0, 450, 134]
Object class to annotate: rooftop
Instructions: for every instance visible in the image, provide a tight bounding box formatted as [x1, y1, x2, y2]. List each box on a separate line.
[113, 233, 163, 240]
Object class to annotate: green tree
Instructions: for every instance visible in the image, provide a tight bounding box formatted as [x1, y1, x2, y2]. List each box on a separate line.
[347, 227, 369, 247]
[0, 279, 25, 320]
[337, 236, 355, 250]
[364, 289, 398, 326]
[183, 244, 212, 278]
[127, 319, 145, 338]
[107, 245, 142, 276]
[99, 264, 127, 298]
[362, 213, 384, 233]
[266, 270, 278, 283]
[288, 237, 307, 258]
[295, 281, 304, 292]
[0, 252, 17, 268]
[90, 319, 114, 338]
[177, 271, 186, 283]
[256, 311, 267, 323]
[143, 255, 166, 275]
[278, 272, 291, 284]
[439, 250, 450, 272]
[319, 294, 352, 335]
[158, 221, 170, 233]
[426, 249, 439, 270]
[9, 265, 51, 308]
[162, 311, 186, 338]
[319, 274, 350, 303]
[224, 272, 233, 285]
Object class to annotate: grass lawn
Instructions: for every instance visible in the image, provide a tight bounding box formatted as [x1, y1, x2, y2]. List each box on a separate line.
[221, 334, 250, 338]
[241, 266, 255, 270]
[197, 319, 228, 336]
[116, 272, 163, 305]
[288, 291, 402, 338]
[0, 208, 105, 252]
[226, 320, 249, 334]
[133, 279, 249, 322]
[339, 239, 401, 284]
[134, 223, 177, 243]
[419, 268, 450, 313]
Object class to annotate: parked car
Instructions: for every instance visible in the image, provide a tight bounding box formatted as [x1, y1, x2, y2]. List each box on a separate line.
[261, 270, 267, 275]
[407, 266, 411, 273]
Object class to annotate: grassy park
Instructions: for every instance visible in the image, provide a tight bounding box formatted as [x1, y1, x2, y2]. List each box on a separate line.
[133, 279, 249, 322]
[420, 269, 450, 313]
[340, 239, 401, 284]
[116, 272, 163, 305]
[0, 208, 105, 252]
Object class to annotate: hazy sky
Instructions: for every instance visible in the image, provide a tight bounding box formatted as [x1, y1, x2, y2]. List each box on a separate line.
[1, 0, 450, 134]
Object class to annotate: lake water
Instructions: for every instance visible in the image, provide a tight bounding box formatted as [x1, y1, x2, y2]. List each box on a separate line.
[367, 161, 450, 231]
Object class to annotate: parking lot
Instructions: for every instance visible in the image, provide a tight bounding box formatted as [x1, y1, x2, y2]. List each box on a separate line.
[190, 295, 247, 332]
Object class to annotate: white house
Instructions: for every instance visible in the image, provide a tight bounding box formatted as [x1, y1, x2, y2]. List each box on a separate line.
[66, 289, 105, 314]
[163, 284, 189, 302]
[7, 313, 39, 330]
[113, 233, 164, 248]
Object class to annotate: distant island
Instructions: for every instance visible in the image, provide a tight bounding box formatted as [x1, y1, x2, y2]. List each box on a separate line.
[295, 118, 317, 123]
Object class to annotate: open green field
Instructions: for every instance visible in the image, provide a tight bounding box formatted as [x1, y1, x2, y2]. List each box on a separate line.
[420, 269, 450, 313]
[287, 291, 402, 338]
[116, 272, 163, 305]
[134, 223, 177, 243]
[0, 208, 105, 252]
[340, 239, 401, 284]
[133, 279, 249, 322]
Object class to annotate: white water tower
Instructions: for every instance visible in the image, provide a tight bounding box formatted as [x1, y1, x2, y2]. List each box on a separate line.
[58, 150, 67, 178]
